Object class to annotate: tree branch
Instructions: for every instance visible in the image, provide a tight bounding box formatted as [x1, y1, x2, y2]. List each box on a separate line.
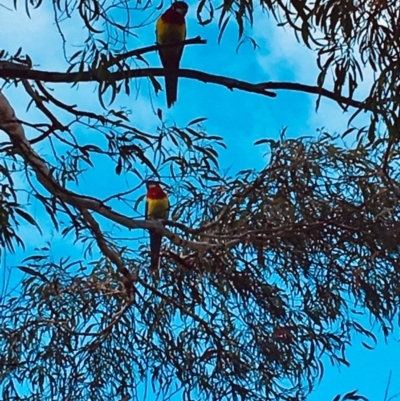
[0, 66, 377, 108]
[22, 80, 68, 134]
[0, 66, 276, 98]
[80, 207, 133, 283]
[105, 37, 207, 68]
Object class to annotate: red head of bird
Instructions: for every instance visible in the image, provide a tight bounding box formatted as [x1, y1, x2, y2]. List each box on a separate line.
[146, 180, 167, 200]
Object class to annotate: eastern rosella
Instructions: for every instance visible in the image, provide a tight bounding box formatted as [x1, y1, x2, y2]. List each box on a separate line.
[156, 1, 188, 108]
[145, 180, 169, 271]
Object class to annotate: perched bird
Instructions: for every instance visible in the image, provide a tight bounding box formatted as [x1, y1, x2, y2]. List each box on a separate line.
[145, 180, 169, 271]
[156, 1, 189, 108]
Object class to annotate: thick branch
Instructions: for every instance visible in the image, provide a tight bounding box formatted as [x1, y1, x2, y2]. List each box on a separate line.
[0, 67, 276, 98]
[0, 66, 376, 108]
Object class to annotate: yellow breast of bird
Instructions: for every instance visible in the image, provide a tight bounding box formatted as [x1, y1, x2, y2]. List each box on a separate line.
[147, 196, 169, 219]
[156, 18, 186, 45]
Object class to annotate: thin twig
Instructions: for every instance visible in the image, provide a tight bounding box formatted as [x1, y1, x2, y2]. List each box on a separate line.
[105, 36, 207, 68]
[80, 207, 135, 293]
[384, 371, 392, 401]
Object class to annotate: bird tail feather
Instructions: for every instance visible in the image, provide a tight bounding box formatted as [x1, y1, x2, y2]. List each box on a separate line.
[150, 232, 162, 272]
[165, 72, 178, 108]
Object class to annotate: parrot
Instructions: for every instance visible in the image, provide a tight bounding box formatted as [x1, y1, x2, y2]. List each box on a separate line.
[145, 180, 170, 271]
[156, 1, 189, 108]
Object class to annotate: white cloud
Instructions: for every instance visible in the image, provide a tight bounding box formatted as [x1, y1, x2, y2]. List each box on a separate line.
[253, 16, 318, 83]
[252, 10, 375, 137]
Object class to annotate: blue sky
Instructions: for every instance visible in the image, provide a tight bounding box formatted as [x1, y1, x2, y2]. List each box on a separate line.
[0, 1, 399, 400]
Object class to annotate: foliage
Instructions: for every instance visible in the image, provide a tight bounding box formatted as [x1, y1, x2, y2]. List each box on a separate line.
[2, 131, 400, 400]
[0, 0, 399, 401]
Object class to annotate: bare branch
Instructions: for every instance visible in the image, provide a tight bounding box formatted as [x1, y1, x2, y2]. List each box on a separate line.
[22, 80, 68, 133]
[106, 36, 207, 68]
[0, 66, 276, 98]
[0, 66, 379, 108]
